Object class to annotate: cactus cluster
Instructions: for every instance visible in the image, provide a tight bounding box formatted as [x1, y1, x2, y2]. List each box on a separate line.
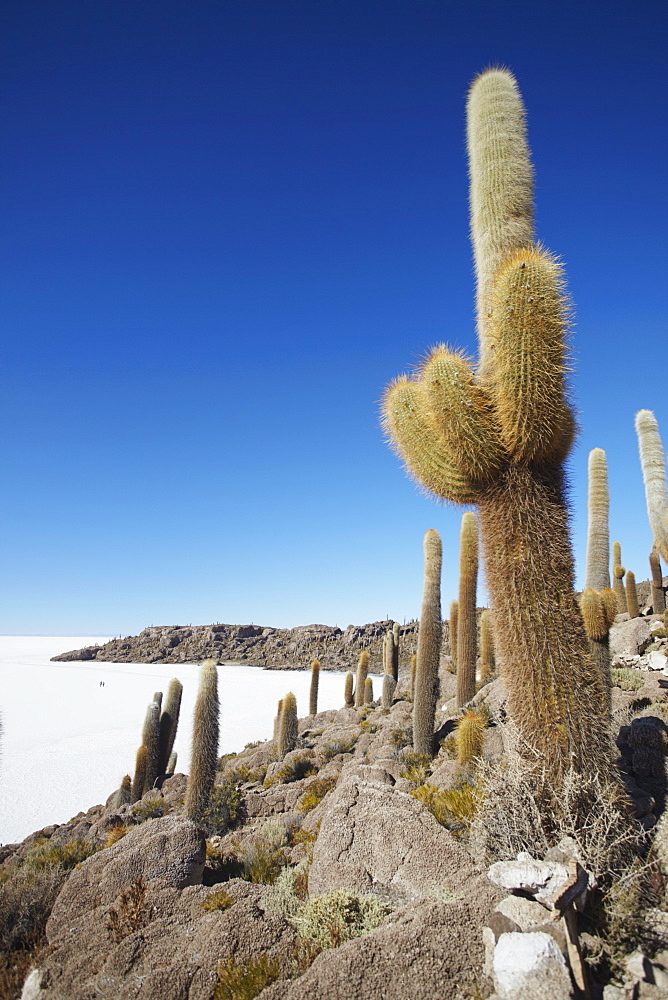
[354, 651, 369, 709]
[383, 69, 610, 777]
[413, 529, 442, 757]
[130, 678, 183, 803]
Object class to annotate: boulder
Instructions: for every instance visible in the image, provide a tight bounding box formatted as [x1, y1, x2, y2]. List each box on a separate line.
[308, 765, 477, 905]
[493, 931, 573, 999]
[610, 618, 653, 657]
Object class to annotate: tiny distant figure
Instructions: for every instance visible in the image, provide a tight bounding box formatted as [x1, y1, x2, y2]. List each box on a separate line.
[99, 680, 105, 687]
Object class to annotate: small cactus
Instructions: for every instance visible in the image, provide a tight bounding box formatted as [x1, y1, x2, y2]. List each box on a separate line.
[309, 660, 320, 716]
[158, 678, 183, 776]
[612, 541, 627, 614]
[585, 448, 611, 591]
[650, 550, 666, 614]
[635, 410, 668, 563]
[184, 660, 220, 822]
[381, 673, 396, 709]
[355, 651, 369, 709]
[479, 609, 495, 684]
[277, 692, 298, 759]
[153, 691, 163, 710]
[131, 746, 148, 803]
[363, 676, 374, 705]
[456, 512, 479, 707]
[454, 710, 487, 768]
[413, 529, 442, 757]
[142, 701, 161, 792]
[579, 588, 617, 714]
[116, 775, 132, 807]
[625, 571, 640, 619]
[344, 672, 355, 708]
[392, 622, 400, 680]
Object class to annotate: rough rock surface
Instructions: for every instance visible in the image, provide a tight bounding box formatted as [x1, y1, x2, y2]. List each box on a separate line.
[308, 765, 477, 905]
[493, 931, 573, 999]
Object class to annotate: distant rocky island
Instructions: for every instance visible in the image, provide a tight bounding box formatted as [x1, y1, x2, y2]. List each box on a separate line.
[51, 619, 428, 672]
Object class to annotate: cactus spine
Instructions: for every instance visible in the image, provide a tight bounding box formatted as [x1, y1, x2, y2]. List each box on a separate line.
[277, 692, 298, 760]
[309, 659, 320, 716]
[355, 651, 369, 709]
[585, 448, 611, 591]
[131, 746, 148, 803]
[625, 571, 640, 619]
[158, 678, 183, 775]
[612, 540, 627, 614]
[579, 589, 616, 713]
[363, 676, 374, 705]
[383, 69, 610, 778]
[184, 660, 220, 821]
[650, 550, 666, 613]
[413, 529, 442, 757]
[456, 512, 479, 707]
[635, 410, 668, 563]
[454, 710, 487, 769]
[479, 609, 495, 684]
[449, 600, 459, 670]
[344, 672, 355, 708]
[381, 673, 396, 709]
[142, 701, 161, 792]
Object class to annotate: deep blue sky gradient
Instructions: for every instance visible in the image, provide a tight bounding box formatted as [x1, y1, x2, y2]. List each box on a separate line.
[1, 1, 666, 634]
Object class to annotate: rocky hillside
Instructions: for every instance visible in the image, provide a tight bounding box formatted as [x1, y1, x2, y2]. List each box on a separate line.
[51, 619, 427, 671]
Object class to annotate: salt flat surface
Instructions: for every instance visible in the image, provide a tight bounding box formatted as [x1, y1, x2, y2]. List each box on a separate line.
[0, 636, 356, 845]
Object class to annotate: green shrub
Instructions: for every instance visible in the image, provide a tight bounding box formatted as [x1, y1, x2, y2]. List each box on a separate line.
[399, 751, 431, 785]
[294, 890, 388, 967]
[199, 780, 244, 836]
[24, 837, 96, 872]
[412, 782, 478, 835]
[262, 860, 310, 920]
[296, 776, 338, 814]
[318, 736, 357, 762]
[610, 667, 645, 692]
[0, 867, 65, 954]
[202, 887, 236, 912]
[131, 794, 165, 822]
[388, 722, 412, 748]
[263, 754, 317, 788]
[214, 953, 282, 1000]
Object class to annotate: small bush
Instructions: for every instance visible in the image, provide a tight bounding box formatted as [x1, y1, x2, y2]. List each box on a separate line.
[388, 722, 412, 748]
[105, 825, 129, 848]
[294, 890, 388, 967]
[106, 879, 154, 943]
[131, 794, 165, 822]
[399, 751, 431, 785]
[262, 860, 310, 920]
[610, 667, 645, 691]
[0, 867, 65, 954]
[412, 782, 478, 835]
[318, 736, 357, 762]
[202, 887, 235, 912]
[289, 827, 317, 848]
[199, 780, 244, 836]
[296, 776, 338, 814]
[263, 755, 317, 788]
[240, 841, 287, 885]
[24, 837, 96, 872]
[214, 953, 282, 1000]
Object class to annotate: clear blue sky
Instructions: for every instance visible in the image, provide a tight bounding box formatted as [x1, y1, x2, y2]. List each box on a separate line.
[1, 1, 666, 636]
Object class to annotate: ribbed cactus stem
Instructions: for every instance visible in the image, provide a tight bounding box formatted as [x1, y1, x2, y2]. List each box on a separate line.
[309, 660, 320, 716]
[363, 676, 374, 705]
[184, 660, 220, 821]
[158, 678, 183, 775]
[410, 653, 417, 699]
[344, 672, 355, 708]
[612, 540, 627, 614]
[273, 698, 284, 742]
[392, 623, 400, 681]
[479, 609, 495, 683]
[142, 701, 161, 792]
[167, 751, 177, 774]
[131, 746, 148, 803]
[413, 529, 442, 757]
[625, 571, 640, 619]
[383, 632, 394, 676]
[153, 691, 163, 710]
[454, 710, 487, 768]
[585, 448, 611, 591]
[277, 692, 298, 760]
[355, 650, 369, 709]
[449, 600, 459, 669]
[381, 674, 396, 710]
[456, 512, 479, 707]
[650, 550, 666, 613]
[635, 410, 668, 563]
[579, 589, 616, 714]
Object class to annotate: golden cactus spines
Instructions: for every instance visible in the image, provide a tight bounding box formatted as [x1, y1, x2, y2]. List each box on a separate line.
[466, 67, 535, 369]
[413, 529, 442, 757]
[343, 672, 355, 708]
[185, 660, 220, 821]
[309, 659, 320, 717]
[635, 410, 668, 562]
[449, 599, 459, 670]
[625, 571, 640, 619]
[454, 710, 487, 768]
[131, 745, 148, 803]
[585, 448, 611, 591]
[277, 692, 298, 760]
[354, 650, 369, 709]
[382, 378, 479, 505]
[456, 512, 479, 708]
[650, 550, 666, 614]
[600, 588, 618, 627]
[579, 589, 616, 714]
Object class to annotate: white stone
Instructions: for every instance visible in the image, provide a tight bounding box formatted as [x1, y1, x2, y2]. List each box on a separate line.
[645, 650, 668, 671]
[493, 932, 572, 998]
[488, 852, 570, 903]
[495, 894, 551, 930]
[20, 969, 42, 1000]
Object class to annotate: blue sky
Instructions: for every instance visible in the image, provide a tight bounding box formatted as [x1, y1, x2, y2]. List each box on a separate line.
[1, 0, 666, 636]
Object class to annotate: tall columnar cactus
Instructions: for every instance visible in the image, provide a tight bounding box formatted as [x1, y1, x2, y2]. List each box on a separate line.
[635, 410, 668, 563]
[131, 745, 148, 803]
[579, 589, 617, 713]
[158, 678, 183, 775]
[612, 540, 627, 614]
[273, 698, 284, 742]
[449, 600, 459, 670]
[410, 653, 417, 699]
[454, 710, 487, 769]
[277, 692, 298, 760]
[413, 529, 442, 757]
[625, 571, 640, 619]
[382, 632, 394, 677]
[381, 673, 396, 710]
[479, 609, 496, 684]
[383, 69, 610, 777]
[585, 448, 611, 591]
[185, 660, 220, 822]
[363, 676, 374, 705]
[344, 672, 355, 708]
[142, 701, 161, 792]
[355, 650, 369, 709]
[309, 659, 320, 716]
[456, 512, 479, 707]
[650, 551, 666, 614]
[392, 622, 400, 680]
